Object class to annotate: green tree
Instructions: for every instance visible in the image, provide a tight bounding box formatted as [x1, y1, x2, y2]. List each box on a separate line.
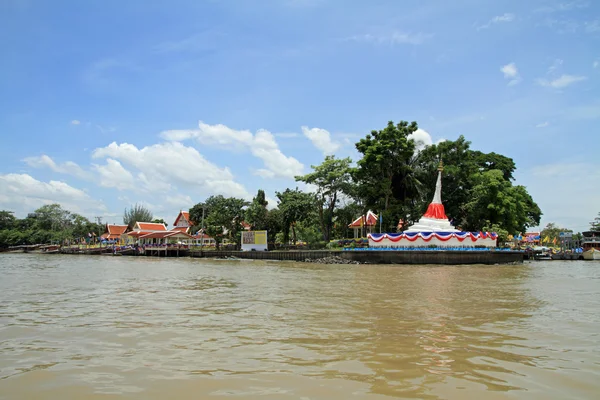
[245, 189, 269, 230]
[152, 218, 168, 227]
[265, 208, 284, 244]
[295, 156, 354, 242]
[201, 195, 249, 249]
[31, 204, 71, 231]
[464, 170, 541, 234]
[590, 213, 600, 232]
[276, 188, 316, 244]
[0, 210, 16, 230]
[123, 203, 153, 229]
[354, 120, 418, 213]
[541, 222, 572, 244]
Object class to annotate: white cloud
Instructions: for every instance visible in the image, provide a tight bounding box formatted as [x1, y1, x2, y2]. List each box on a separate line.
[301, 126, 341, 155]
[0, 173, 106, 218]
[536, 121, 550, 128]
[537, 74, 587, 88]
[477, 13, 515, 30]
[408, 128, 433, 150]
[23, 155, 91, 180]
[345, 31, 432, 45]
[91, 159, 136, 191]
[594, 60, 599, 68]
[92, 141, 251, 199]
[160, 121, 304, 179]
[71, 119, 81, 125]
[500, 62, 521, 86]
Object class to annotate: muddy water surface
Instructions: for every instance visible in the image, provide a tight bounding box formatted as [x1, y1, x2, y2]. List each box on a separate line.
[0, 254, 598, 399]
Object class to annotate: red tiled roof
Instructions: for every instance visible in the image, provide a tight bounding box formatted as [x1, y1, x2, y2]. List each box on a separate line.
[136, 222, 167, 231]
[348, 211, 378, 228]
[107, 224, 128, 235]
[171, 226, 189, 233]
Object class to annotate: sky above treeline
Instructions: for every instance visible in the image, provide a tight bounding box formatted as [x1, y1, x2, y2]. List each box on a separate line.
[0, 0, 598, 232]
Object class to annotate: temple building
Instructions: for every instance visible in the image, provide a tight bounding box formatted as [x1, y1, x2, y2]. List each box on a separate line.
[368, 162, 497, 248]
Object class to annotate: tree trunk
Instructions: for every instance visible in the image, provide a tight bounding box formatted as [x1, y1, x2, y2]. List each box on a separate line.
[291, 223, 297, 245]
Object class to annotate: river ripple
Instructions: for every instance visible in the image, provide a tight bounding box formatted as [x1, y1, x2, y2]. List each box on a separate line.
[0, 254, 599, 399]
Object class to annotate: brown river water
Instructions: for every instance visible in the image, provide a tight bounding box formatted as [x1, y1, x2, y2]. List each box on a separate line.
[0, 254, 599, 399]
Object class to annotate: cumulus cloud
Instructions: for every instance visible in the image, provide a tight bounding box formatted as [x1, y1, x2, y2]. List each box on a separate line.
[91, 159, 136, 191]
[408, 128, 444, 151]
[23, 155, 91, 180]
[501, 62, 521, 86]
[537, 74, 587, 88]
[160, 121, 304, 179]
[301, 126, 341, 155]
[0, 173, 106, 218]
[477, 13, 515, 30]
[92, 141, 251, 199]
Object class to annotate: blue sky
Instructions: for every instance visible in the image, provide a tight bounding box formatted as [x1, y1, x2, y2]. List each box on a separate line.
[0, 0, 598, 232]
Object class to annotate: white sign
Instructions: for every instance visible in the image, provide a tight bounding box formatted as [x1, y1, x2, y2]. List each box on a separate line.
[241, 230, 268, 251]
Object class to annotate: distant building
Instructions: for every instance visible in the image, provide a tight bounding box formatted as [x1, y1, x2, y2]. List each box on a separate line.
[100, 224, 129, 243]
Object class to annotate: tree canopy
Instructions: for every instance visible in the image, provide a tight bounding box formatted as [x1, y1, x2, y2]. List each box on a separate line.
[295, 155, 353, 242]
[123, 204, 153, 229]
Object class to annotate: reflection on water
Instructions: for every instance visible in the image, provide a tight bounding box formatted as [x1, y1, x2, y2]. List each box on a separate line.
[0, 254, 599, 399]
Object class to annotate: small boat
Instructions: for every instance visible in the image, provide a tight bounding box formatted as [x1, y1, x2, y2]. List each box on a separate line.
[583, 248, 600, 260]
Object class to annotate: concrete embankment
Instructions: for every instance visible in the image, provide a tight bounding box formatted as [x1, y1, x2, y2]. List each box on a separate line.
[190, 249, 523, 265]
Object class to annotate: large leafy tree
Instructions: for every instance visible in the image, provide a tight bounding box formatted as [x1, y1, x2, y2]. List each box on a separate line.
[245, 189, 269, 230]
[463, 170, 541, 233]
[123, 203, 153, 229]
[0, 211, 16, 230]
[295, 156, 354, 242]
[354, 120, 418, 210]
[200, 195, 249, 249]
[276, 188, 316, 244]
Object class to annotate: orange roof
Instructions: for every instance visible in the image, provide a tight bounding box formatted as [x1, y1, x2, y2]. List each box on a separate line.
[171, 226, 189, 233]
[107, 224, 128, 235]
[241, 221, 251, 230]
[136, 222, 167, 231]
[348, 211, 378, 228]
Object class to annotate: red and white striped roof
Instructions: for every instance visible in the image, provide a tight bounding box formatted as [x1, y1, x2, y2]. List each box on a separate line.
[348, 211, 378, 228]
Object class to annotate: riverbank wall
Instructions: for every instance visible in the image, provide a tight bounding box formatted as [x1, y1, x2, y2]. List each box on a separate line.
[189, 249, 523, 265]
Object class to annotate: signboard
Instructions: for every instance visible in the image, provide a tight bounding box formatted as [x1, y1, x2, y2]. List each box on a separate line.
[241, 230, 268, 251]
[559, 232, 573, 238]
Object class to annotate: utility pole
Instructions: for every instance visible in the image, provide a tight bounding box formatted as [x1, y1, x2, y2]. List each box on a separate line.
[200, 207, 205, 252]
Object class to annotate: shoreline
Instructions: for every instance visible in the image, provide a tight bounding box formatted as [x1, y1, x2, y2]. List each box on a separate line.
[2, 247, 524, 265]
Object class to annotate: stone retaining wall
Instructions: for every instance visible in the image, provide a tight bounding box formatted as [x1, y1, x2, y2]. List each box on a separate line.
[190, 250, 523, 265]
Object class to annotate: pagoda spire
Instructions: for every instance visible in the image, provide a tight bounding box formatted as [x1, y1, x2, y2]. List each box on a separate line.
[431, 160, 443, 204]
[422, 160, 448, 220]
